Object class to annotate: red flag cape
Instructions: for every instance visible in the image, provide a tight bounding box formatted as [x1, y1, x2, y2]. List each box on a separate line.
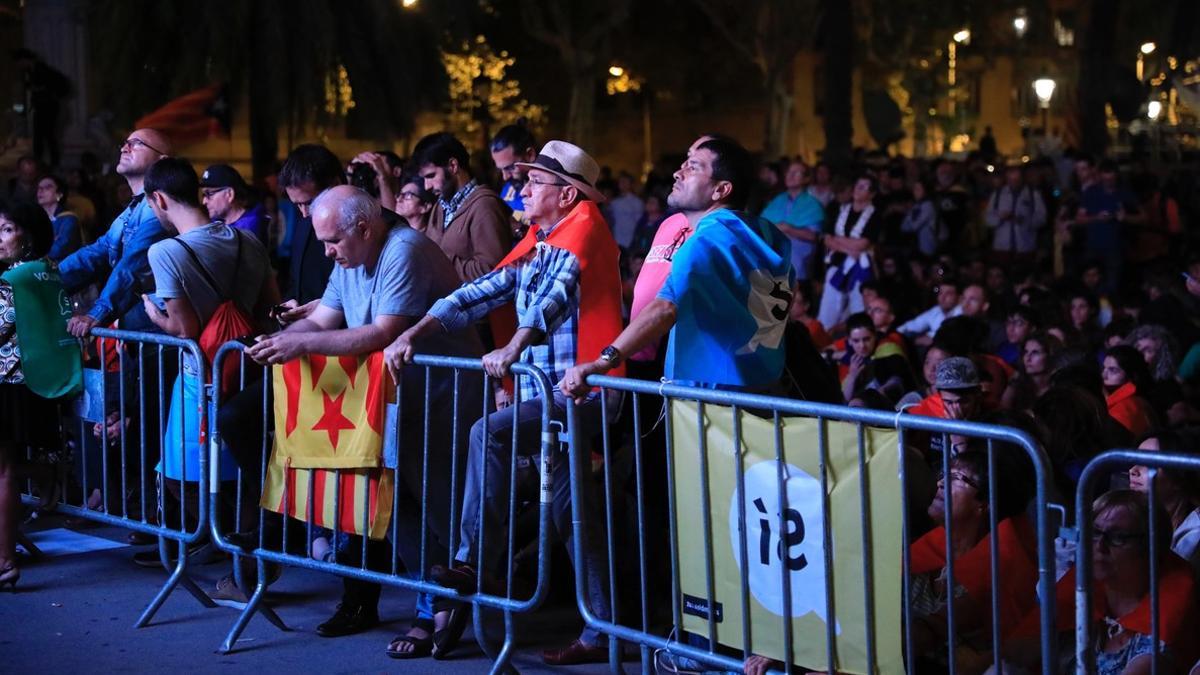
[910, 514, 1040, 634]
[486, 200, 625, 385]
[135, 83, 229, 145]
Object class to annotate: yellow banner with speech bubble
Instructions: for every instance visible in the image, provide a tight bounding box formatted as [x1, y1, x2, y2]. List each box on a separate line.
[672, 400, 904, 675]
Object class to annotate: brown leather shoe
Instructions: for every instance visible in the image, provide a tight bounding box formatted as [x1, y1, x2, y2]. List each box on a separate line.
[430, 563, 502, 595]
[542, 639, 608, 666]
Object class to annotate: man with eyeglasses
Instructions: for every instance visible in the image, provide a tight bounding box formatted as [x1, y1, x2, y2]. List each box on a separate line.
[59, 128, 172, 337]
[199, 164, 269, 245]
[412, 132, 512, 285]
[387, 140, 624, 665]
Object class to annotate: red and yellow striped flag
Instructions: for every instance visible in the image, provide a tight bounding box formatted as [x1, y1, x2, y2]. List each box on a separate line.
[260, 459, 394, 540]
[259, 352, 394, 539]
[272, 352, 389, 469]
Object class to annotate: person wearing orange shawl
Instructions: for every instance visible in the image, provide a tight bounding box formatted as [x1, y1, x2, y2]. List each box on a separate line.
[905, 449, 1040, 672]
[386, 140, 623, 666]
[1002, 490, 1200, 674]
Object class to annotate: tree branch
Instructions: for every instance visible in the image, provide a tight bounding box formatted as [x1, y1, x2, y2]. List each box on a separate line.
[690, 0, 763, 73]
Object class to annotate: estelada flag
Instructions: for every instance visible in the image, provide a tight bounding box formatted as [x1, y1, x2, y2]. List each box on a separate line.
[271, 352, 389, 470]
[259, 352, 394, 540]
[134, 83, 231, 146]
[260, 459, 394, 541]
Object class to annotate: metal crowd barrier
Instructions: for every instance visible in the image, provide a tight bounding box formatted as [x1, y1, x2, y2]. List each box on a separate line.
[566, 375, 1059, 675]
[1074, 449, 1200, 675]
[207, 341, 559, 673]
[18, 327, 215, 627]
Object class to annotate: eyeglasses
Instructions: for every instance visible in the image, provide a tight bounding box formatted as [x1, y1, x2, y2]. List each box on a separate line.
[526, 177, 569, 189]
[201, 188, 230, 199]
[935, 469, 981, 491]
[398, 191, 423, 202]
[662, 227, 692, 262]
[1091, 528, 1145, 549]
[120, 137, 166, 155]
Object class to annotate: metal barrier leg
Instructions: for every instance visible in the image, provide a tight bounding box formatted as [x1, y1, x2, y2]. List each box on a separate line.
[218, 557, 291, 654]
[135, 552, 217, 628]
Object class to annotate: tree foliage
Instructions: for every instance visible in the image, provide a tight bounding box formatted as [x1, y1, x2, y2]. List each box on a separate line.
[87, 0, 447, 178]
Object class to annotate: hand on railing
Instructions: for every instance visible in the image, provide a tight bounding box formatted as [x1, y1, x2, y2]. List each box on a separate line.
[67, 314, 99, 337]
[481, 344, 521, 379]
[560, 359, 609, 404]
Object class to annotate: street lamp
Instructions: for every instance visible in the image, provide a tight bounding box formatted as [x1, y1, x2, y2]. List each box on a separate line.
[1013, 15, 1028, 39]
[401, 0, 418, 7]
[1033, 77, 1056, 131]
[1138, 42, 1156, 80]
[608, 65, 624, 78]
[1147, 100, 1162, 120]
[953, 29, 971, 45]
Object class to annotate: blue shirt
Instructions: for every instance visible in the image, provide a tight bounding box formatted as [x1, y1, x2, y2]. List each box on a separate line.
[761, 190, 823, 278]
[48, 210, 81, 262]
[1080, 183, 1137, 251]
[500, 180, 528, 227]
[58, 194, 168, 332]
[657, 209, 793, 388]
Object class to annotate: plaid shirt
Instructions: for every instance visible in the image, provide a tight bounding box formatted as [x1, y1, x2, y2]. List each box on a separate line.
[439, 179, 478, 229]
[428, 230, 581, 402]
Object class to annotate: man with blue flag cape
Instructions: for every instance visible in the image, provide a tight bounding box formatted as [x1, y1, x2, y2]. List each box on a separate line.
[562, 136, 793, 395]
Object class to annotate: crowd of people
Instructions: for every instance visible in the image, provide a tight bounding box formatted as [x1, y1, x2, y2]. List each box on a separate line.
[2, 119, 1200, 673]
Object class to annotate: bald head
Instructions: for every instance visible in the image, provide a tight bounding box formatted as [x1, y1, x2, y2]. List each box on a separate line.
[137, 128, 173, 156]
[118, 128, 173, 182]
[310, 186, 386, 269]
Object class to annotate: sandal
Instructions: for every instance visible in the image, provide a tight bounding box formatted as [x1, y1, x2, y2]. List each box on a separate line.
[386, 620, 434, 659]
[432, 605, 469, 660]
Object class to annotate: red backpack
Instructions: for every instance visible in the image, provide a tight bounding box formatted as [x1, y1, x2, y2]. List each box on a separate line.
[174, 229, 255, 394]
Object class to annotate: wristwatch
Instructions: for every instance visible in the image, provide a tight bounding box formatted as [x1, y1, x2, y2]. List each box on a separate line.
[599, 345, 622, 368]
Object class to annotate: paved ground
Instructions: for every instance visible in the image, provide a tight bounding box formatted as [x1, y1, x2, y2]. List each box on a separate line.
[3, 512, 624, 674]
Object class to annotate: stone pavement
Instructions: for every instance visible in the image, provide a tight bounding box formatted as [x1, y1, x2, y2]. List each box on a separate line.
[2, 513, 622, 674]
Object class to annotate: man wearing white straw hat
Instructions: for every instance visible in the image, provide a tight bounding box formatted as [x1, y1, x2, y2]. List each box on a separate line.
[386, 140, 624, 665]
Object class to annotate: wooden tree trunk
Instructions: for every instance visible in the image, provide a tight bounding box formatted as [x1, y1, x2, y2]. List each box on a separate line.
[764, 69, 794, 158]
[567, 71, 597, 151]
[822, 0, 853, 168]
[1077, 0, 1119, 156]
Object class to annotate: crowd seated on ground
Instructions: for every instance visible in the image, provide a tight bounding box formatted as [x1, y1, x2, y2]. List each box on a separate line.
[5, 126, 1200, 672]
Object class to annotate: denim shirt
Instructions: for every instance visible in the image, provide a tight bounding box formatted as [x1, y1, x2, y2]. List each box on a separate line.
[58, 194, 167, 332]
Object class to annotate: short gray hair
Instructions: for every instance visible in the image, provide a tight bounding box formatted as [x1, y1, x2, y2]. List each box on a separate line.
[311, 186, 380, 233]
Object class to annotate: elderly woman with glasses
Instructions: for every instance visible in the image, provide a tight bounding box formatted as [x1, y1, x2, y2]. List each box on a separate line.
[0, 199, 83, 590]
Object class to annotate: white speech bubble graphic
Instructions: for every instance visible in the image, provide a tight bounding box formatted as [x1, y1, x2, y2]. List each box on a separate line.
[730, 459, 840, 633]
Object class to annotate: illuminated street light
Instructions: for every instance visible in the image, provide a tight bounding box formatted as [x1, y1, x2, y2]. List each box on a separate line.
[401, 0, 418, 7]
[1033, 77, 1056, 131]
[608, 65, 624, 77]
[1013, 16, 1028, 39]
[1033, 78, 1056, 107]
[1148, 100, 1162, 120]
[953, 29, 971, 44]
[1140, 42, 1157, 55]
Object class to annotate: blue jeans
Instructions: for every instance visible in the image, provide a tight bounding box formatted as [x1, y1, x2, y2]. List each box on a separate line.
[455, 391, 618, 646]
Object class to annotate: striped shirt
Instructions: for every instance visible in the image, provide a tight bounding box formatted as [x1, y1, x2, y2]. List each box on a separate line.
[428, 230, 581, 402]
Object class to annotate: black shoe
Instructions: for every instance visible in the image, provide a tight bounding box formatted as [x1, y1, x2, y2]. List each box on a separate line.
[316, 603, 379, 637]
